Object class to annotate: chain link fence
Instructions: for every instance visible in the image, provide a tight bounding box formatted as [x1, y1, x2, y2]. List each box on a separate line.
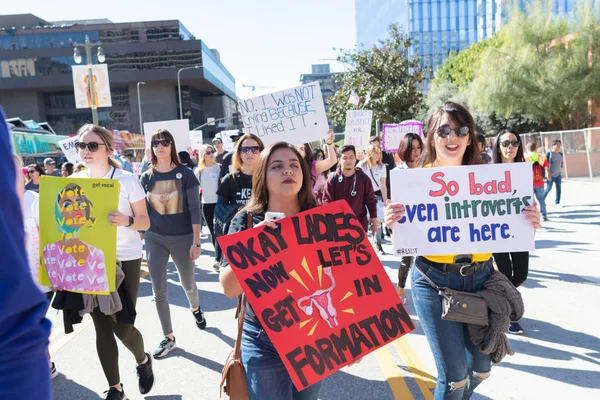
[521, 128, 600, 180]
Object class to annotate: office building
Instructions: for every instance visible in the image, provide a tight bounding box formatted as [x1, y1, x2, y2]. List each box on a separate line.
[0, 14, 238, 137]
[300, 64, 344, 132]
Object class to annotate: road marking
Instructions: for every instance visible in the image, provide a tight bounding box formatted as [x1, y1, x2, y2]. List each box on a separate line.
[374, 347, 413, 399]
[49, 315, 94, 356]
[140, 268, 149, 279]
[394, 337, 436, 398]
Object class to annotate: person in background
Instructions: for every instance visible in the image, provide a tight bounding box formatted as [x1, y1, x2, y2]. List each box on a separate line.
[43, 158, 61, 176]
[393, 132, 423, 302]
[311, 148, 328, 203]
[73, 162, 86, 173]
[526, 140, 549, 222]
[219, 142, 324, 400]
[195, 144, 221, 270]
[357, 144, 387, 254]
[356, 149, 366, 163]
[477, 134, 492, 163]
[219, 132, 243, 182]
[295, 129, 337, 189]
[369, 135, 397, 239]
[25, 164, 44, 193]
[61, 162, 74, 177]
[0, 106, 52, 400]
[121, 155, 134, 173]
[544, 139, 564, 207]
[322, 145, 378, 236]
[491, 128, 529, 335]
[178, 151, 198, 173]
[385, 103, 540, 399]
[141, 149, 152, 175]
[140, 129, 207, 360]
[212, 136, 228, 164]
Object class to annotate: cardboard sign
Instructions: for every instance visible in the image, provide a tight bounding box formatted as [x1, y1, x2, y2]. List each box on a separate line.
[72, 64, 112, 109]
[217, 201, 415, 390]
[238, 82, 328, 146]
[58, 137, 82, 164]
[39, 176, 119, 294]
[215, 130, 237, 152]
[189, 130, 204, 149]
[390, 163, 535, 256]
[344, 110, 372, 151]
[143, 119, 191, 151]
[381, 121, 423, 153]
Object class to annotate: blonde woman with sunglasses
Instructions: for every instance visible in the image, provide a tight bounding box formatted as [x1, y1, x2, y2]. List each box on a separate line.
[195, 144, 221, 270]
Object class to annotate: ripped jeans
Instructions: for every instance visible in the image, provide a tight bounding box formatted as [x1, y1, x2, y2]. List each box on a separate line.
[411, 258, 493, 399]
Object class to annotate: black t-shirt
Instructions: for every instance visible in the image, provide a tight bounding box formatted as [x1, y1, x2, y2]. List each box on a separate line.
[219, 152, 234, 182]
[216, 151, 228, 165]
[140, 165, 200, 235]
[217, 171, 253, 205]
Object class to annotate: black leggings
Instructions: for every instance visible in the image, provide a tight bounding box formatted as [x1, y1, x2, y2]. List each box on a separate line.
[202, 203, 216, 249]
[90, 258, 145, 386]
[493, 252, 529, 288]
[397, 256, 413, 288]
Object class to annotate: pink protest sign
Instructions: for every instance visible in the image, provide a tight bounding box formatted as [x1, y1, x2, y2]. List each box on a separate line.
[381, 121, 423, 153]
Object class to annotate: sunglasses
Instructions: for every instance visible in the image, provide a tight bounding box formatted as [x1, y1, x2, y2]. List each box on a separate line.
[27, 170, 36, 174]
[240, 146, 261, 155]
[205, 150, 215, 155]
[212, 141, 222, 145]
[76, 142, 106, 152]
[152, 139, 172, 148]
[436, 125, 470, 138]
[500, 140, 520, 148]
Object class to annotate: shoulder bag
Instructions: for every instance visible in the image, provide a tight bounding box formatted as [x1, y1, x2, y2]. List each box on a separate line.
[220, 212, 252, 399]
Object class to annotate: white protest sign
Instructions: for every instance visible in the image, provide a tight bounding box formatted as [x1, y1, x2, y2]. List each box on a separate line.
[58, 137, 82, 164]
[390, 163, 534, 256]
[216, 130, 237, 152]
[238, 82, 328, 146]
[382, 121, 423, 153]
[143, 119, 190, 151]
[189, 131, 204, 149]
[344, 110, 372, 151]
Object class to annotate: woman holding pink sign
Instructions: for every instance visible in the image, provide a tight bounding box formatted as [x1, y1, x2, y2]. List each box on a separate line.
[384, 102, 540, 400]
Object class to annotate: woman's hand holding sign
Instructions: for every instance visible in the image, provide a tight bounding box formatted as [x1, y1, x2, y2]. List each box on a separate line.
[523, 200, 541, 231]
[108, 211, 130, 226]
[384, 199, 406, 230]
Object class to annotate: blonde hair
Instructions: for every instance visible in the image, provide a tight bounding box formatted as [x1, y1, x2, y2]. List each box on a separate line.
[366, 144, 383, 168]
[197, 144, 216, 173]
[76, 124, 121, 169]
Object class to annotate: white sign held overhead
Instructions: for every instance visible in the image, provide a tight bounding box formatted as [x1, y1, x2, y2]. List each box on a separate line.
[390, 163, 535, 257]
[143, 119, 191, 151]
[238, 82, 329, 146]
[216, 130, 237, 152]
[189, 131, 204, 149]
[58, 137, 82, 164]
[344, 110, 372, 151]
[72, 64, 112, 109]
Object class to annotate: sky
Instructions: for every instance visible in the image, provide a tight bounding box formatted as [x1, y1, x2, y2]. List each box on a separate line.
[2, 0, 357, 98]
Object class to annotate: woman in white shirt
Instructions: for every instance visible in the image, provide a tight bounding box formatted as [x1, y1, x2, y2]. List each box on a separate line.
[357, 144, 387, 254]
[195, 144, 221, 270]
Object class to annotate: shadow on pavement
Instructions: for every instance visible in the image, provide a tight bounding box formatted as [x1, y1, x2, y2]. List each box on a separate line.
[319, 369, 395, 400]
[52, 373, 102, 399]
[497, 362, 600, 389]
[204, 326, 236, 348]
[509, 338, 600, 368]
[519, 318, 600, 354]
[157, 347, 224, 374]
[145, 395, 183, 400]
[522, 270, 599, 288]
[534, 239, 588, 250]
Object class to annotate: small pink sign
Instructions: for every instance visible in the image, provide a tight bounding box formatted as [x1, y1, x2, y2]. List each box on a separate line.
[382, 121, 423, 153]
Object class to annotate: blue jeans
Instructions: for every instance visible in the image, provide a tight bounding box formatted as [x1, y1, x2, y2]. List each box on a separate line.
[411, 258, 493, 400]
[533, 186, 547, 217]
[241, 320, 323, 400]
[544, 175, 562, 204]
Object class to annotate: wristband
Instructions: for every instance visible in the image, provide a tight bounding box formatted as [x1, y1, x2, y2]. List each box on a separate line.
[126, 216, 134, 227]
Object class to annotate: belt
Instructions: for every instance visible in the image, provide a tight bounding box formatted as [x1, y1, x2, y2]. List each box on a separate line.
[417, 256, 489, 276]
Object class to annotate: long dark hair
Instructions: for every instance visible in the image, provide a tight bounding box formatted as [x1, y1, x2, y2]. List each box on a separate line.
[178, 151, 197, 168]
[151, 129, 181, 169]
[398, 133, 423, 163]
[421, 102, 483, 167]
[492, 128, 525, 164]
[245, 142, 317, 215]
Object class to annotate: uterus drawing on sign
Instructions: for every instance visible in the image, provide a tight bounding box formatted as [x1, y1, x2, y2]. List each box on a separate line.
[297, 268, 339, 329]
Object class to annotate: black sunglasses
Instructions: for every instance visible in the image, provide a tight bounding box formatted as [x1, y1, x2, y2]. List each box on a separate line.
[240, 146, 261, 154]
[205, 150, 215, 155]
[27, 170, 36, 174]
[500, 140, 520, 148]
[152, 139, 172, 148]
[76, 142, 106, 152]
[436, 125, 470, 138]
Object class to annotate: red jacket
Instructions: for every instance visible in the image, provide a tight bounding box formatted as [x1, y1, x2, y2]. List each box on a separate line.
[323, 167, 378, 231]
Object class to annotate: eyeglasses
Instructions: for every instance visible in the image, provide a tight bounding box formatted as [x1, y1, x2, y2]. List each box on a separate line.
[436, 125, 470, 138]
[76, 142, 106, 152]
[212, 141, 222, 145]
[152, 139, 172, 148]
[240, 146, 261, 155]
[27, 170, 36, 174]
[205, 150, 215, 155]
[500, 140, 520, 148]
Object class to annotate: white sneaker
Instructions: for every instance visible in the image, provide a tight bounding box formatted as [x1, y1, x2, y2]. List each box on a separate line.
[152, 337, 176, 359]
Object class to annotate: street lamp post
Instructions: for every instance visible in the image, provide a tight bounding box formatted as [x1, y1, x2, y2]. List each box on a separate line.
[73, 35, 106, 126]
[137, 81, 146, 134]
[319, 58, 347, 73]
[177, 66, 202, 120]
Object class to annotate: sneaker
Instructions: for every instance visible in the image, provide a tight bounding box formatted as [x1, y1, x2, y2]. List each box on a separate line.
[213, 261, 220, 272]
[136, 352, 155, 394]
[507, 322, 524, 335]
[104, 385, 128, 400]
[376, 243, 385, 255]
[50, 362, 58, 379]
[193, 308, 207, 330]
[152, 337, 177, 359]
[543, 216, 549, 222]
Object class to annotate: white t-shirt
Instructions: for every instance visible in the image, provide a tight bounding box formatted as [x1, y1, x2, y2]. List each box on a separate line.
[358, 161, 387, 193]
[23, 190, 51, 292]
[73, 167, 146, 261]
[198, 164, 220, 204]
